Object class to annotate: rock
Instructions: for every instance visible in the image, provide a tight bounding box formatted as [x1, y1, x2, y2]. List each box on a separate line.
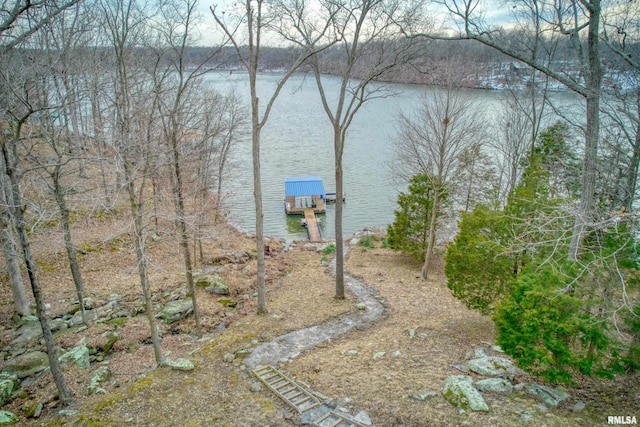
[59, 345, 90, 368]
[49, 318, 68, 333]
[156, 299, 193, 323]
[21, 402, 43, 419]
[354, 410, 372, 426]
[196, 275, 229, 295]
[223, 353, 235, 363]
[59, 409, 78, 417]
[10, 323, 43, 348]
[250, 381, 262, 392]
[410, 390, 437, 401]
[101, 331, 120, 354]
[391, 350, 402, 358]
[217, 298, 237, 308]
[355, 302, 367, 310]
[163, 358, 195, 371]
[2, 351, 49, 378]
[0, 380, 14, 406]
[87, 366, 112, 395]
[0, 410, 18, 425]
[570, 401, 586, 412]
[467, 356, 523, 379]
[474, 348, 488, 358]
[203, 266, 226, 275]
[373, 351, 385, 359]
[69, 309, 97, 326]
[344, 350, 359, 356]
[474, 378, 513, 394]
[449, 363, 469, 373]
[526, 383, 570, 407]
[233, 349, 249, 359]
[442, 375, 489, 413]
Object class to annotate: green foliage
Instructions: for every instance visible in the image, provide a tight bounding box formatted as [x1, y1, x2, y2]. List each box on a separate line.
[494, 264, 612, 383]
[358, 235, 376, 249]
[536, 121, 580, 198]
[444, 204, 514, 314]
[444, 121, 640, 382]
[387, 174, 438, 262]
[323, 243, 336, 255]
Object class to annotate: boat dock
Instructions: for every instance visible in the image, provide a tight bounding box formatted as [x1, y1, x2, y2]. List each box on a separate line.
[302, 209, 322, 242]
[284, 176, 326, 242]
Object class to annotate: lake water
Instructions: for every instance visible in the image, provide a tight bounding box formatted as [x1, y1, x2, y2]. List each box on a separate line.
[207, 71, 576, 241]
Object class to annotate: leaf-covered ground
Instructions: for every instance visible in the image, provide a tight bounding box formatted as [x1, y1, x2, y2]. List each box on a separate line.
[1, 219, 638, 426]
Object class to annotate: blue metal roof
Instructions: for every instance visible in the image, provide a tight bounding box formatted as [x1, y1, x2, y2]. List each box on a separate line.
[285, 176, 325, 197]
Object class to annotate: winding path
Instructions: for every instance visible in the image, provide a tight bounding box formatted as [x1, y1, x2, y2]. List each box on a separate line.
[245, 244, 387, 369]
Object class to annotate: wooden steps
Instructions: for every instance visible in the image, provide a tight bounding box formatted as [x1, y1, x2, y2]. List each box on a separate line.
[253, 366, 370, 427]
[252, 365, 321, 413]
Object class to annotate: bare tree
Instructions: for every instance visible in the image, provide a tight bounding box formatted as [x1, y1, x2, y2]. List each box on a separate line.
[98, 0, 165, 364]
[150, 0, 222, 337]
[211, 0, 334, 313]
[282, 0, 425, 297]
[421, 0, 604, 261]
[0, 0, 79, 53]
[0, 156, 31, 317]
[0, 65, 74, 404]
[394, 83, 486, 279]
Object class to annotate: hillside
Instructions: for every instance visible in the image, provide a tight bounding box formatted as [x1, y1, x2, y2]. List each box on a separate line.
[0, 209, 637, 426]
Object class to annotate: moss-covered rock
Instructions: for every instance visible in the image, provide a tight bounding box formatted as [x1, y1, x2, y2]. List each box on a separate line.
[442, 375, 489, 413]
[0, 410, 18, 425]
[156, 300, 193, 324]
[2, 351, 49, 378]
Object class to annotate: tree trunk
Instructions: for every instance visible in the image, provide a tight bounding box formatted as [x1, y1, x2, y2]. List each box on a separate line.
[169, 136, 201, 336]
[53, 174, 88, 326]
[334, 125, 345, 299]
[568, 0, 602, 261]
[0, 212, 31, 317]
[1, 138, 73, 405]
[124, 161, 164, 364]
[421, 186, 440, 280]
[250, 80, 268, 314]
[623, 107, 640, 211]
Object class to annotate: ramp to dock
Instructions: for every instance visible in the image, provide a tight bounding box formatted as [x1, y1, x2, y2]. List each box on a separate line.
[303, 209, 322, 242]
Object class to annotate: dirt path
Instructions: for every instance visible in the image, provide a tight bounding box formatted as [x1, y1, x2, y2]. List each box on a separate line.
[245, 245, 387, 369]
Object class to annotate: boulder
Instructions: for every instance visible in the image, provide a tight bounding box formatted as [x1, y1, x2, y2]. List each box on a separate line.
[442, 375, 489, 413]
[156, 300, 193, 323]
[0, 377, 16, 405]
[49, 318, 68, 333]
[10, 323, 43, 348]
[196, 275, 229, 295]
[69, 309, 97, 326]
[59, 345, 90, 369]
[101, 331, 120, 354]
[0, 410, 17, 425]
[217, 298, 237, 308]
[2, 351, 49, 378]
[467, 356, 523, 379]
[163, 358, 195, 371]
[526, 383, 570, 407]
[87, 366, 112, 395]
[474, 378, 513, 394]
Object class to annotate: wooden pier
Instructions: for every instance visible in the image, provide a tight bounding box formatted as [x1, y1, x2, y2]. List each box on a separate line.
[302, 208, 322, 242]
[285, 195, 325, 215]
